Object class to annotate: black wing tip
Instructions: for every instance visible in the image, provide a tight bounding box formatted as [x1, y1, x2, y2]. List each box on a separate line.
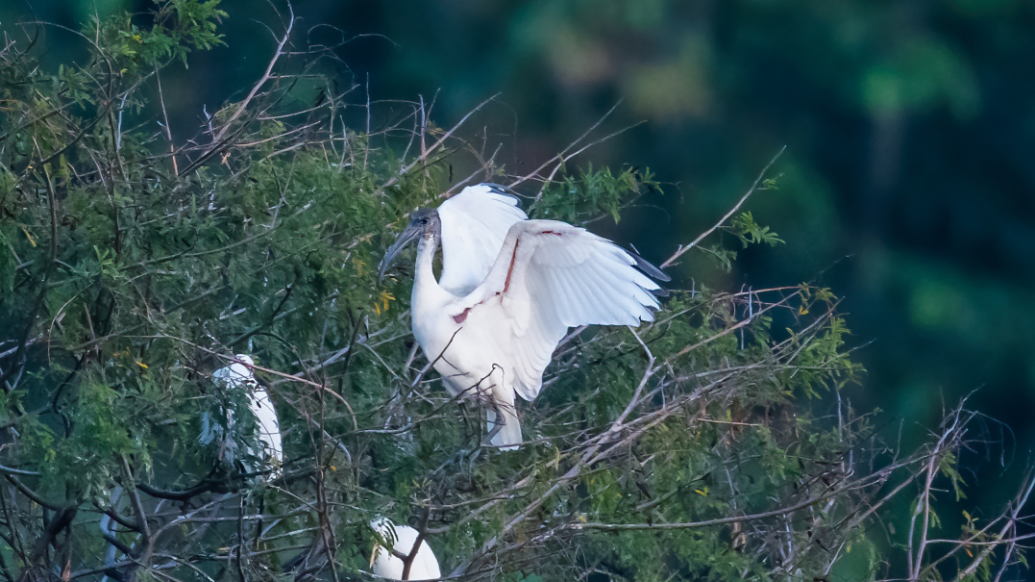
[629, 251, 671, 297]
[631, 252, 672, 283]
[475, 183, 524, 207]
[477, 182, 511, 193]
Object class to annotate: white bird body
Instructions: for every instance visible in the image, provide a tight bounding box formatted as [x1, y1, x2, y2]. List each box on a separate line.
[411, 272, 522, 446]
[247, 387, 283, 469]
[383, 185, 667, 450]
[370, 519, 441, 580]
[210, 355, 283, 476]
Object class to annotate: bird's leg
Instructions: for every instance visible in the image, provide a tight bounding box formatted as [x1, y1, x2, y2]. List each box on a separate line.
[482, 401, 507, 449]
[456, 401, 475, 447]
[253, 490, 267, 547]
[475, 402, 485, 440]
[452, 402, 486, 476]
[465, 447, 482, 474]
[477, 367, 508, 450]
[457, 371, 493, 449]
[445, 370, 502, 474]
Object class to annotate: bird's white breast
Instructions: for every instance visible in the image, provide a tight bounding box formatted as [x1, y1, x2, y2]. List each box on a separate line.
[414, 297, 518, 402]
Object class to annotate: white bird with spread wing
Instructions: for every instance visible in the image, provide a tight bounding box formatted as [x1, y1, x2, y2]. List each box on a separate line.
[369, 518, 441, 580]
[205, 355, 283, 477]
[379, 185, 669, 450]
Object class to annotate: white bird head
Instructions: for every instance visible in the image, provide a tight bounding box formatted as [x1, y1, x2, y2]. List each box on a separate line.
[378, 208, 441, 282]
[212, 355, 257, 391]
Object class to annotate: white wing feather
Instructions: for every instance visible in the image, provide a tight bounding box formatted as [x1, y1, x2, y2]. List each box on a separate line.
[250, 389, 283, 467]
[453, 220, 661, 401]
[437, 184, 528, 296]
[370, 519, 441, 580]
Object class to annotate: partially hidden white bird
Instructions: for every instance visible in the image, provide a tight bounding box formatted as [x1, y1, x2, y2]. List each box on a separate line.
[369, 518, 441, 580]
[209, 355, 283, 477]
[379, 184, 669, 450]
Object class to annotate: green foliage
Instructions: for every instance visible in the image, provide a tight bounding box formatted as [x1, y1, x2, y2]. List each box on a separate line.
[531, 165, 656, 224]
[730, 212, 784, 249]
[0, 4, 1027, 582]
[92, 0, 226, 69]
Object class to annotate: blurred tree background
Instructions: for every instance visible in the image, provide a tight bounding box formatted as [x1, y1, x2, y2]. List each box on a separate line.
[1, 0, 1034, 575]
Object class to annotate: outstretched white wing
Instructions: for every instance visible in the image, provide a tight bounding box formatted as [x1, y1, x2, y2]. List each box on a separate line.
[453, 219, 664, 401]
[437, 184, 528, 296]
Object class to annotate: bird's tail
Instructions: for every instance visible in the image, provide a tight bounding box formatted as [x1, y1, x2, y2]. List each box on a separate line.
[486, 404, 521, 451]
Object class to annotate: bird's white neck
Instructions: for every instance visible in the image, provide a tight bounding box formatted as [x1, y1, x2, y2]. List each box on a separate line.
[412, 233, 454, 309]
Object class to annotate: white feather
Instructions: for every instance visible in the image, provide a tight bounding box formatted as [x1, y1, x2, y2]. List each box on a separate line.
[248, 387, 283, 469]
[370, 519, 441, 580]
[437, 184, 527, 296]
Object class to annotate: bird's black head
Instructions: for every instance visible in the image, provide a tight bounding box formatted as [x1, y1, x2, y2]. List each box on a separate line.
[407, 207, 441, 238]
[378, 208, 440, 282]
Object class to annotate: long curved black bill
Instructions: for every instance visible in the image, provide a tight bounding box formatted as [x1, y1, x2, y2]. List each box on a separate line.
[377, 225, 421, 283]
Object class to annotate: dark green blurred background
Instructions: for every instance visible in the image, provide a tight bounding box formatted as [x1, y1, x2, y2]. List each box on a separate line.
[3, 0, 1034, 483]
